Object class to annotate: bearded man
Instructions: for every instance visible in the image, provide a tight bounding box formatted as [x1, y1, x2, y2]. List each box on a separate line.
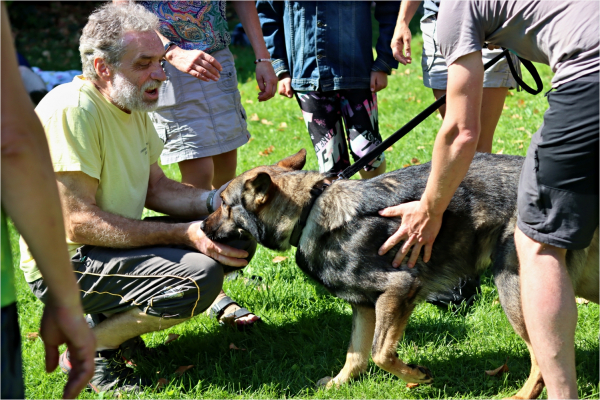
[19, 3, 253, 394]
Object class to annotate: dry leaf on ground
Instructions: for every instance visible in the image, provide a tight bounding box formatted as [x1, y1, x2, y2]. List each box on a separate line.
[26, 332, 39, 341]
[417, 146, 426, 150]
[165, 333, 180, 345]
[576, 297, 590, 305]
[259, 145, 275, 156]
[174, 365, 194, 377]
[229, 343, 246, 351]
[517, 99, 526, 107]
[261, 119, 273, 125]
[386, 147, 393, 152]
[156, 378, 168, 390]
[406, 383, 419, 389]
[292, 136, 301, 140]
[485, 359, 509, 376]
[436, 113, 443, 120]
[250, 113, 260, 121]
[411, 157, 420, 165]
[272, 256, 288, 263]
[248, 137, 255, 142]
[279, 122, 288, 128]
[496, 148, 504, 154]
[246, 99, 253, 104]
[404, 69, 411, 75]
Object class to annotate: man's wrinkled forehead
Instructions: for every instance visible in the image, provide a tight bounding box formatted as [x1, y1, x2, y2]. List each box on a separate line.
[121, 30, 165, 63]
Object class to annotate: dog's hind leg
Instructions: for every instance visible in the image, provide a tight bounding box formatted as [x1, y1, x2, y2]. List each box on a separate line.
[370, 291, 433, 384]
[317, 305, 375, 389]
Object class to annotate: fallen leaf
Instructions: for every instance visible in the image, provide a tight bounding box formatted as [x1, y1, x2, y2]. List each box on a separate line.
[406, 383, 419, 389]
[576, 297, 590, 305]
[250, 113, 260, 122]
[516, 127, 525, 131]
[174, 365, 194, 377]
[386, 146, 393, 152]
[417, 146, 426, 150]
[485, 359, 509, 376]
[518, 143, 523, 149]
[165, 333, 180, 345]
[245, 99, 254, 104]
[403, 163, 411, 168]
[248, 137, 255, 142]
[508, 91, 514, 96]
[503, 104, 509, 110]
[517, 99, 526, 107]
[436, 113, 443, 120]
[292, 136, 301, 140]
[272, 256, 288, 263]
[496, 148, 504, 154]
[229, 343, 247, 351]
[511, 114, 522, 120]
[492, 297, 501, 305]
[404, 69, 411, 75]
[391, 70, 397, 75]
[418, 76, 423, 80]
[297, 116, 304, 120]
[246, 77, 252, 83]
[259, 145, 275, 156]
[411, 157, 420, 165]
[261, 119, 273, 125]
[279, 122, 288, 128]
[26, 332, 39, 341]
[533, 108, 539, 114]
[156, 378, 168, 390]
[416, 99, 421, 103]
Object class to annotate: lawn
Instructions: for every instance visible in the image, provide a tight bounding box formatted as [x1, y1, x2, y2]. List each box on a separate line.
[7, 6, 599, 399]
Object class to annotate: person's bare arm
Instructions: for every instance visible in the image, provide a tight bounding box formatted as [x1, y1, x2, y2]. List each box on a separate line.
[57, 168, 248, 266]
[233, 1, 277, 101]
[391, 0, 422, 64]
[379, 51, 484, 267]
[1, 5, 95, 399]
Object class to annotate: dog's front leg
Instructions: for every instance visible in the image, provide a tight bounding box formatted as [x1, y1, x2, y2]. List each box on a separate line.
[370, 292, 433, 384]
[317, 304, 375, 389]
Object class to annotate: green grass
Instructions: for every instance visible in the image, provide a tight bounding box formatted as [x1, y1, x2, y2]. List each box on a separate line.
[9, 34, 599, 399]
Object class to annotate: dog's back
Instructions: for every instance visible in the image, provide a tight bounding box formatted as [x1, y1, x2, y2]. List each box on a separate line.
[297, 153, 524, 306]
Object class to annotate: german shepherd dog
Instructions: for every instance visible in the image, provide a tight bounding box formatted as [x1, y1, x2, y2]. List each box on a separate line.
[201, 149, 598, 399]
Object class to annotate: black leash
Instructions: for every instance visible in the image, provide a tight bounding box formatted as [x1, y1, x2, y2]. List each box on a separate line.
[338, 48, 543, 180]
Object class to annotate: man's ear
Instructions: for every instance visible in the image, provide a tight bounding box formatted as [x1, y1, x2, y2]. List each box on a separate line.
[94, 57, 112, 82]
[276, 148, 306, 171]
[243, 172, 272, 208]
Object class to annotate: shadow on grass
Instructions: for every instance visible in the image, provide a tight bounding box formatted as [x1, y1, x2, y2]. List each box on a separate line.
[129, 303, 598, 398]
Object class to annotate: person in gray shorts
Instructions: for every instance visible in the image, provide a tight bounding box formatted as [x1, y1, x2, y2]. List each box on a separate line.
[380, 2, 598, 398]
[135, 1, 278, 328]
[392, 0, 520, 154]
[20, 4, 254, 393]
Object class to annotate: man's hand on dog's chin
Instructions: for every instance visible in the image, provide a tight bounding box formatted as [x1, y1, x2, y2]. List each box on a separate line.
[186, 223, 249, 267]
[378, 200, 443, 269]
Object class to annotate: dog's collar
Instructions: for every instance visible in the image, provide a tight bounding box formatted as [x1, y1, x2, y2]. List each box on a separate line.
[289, 182, 329, 248]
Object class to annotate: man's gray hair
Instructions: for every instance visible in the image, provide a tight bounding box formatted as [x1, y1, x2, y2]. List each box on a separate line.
[79, 3, 159, 80]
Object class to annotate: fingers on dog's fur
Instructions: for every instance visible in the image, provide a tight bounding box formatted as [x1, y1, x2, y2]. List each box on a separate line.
[325, 305, 376, 388]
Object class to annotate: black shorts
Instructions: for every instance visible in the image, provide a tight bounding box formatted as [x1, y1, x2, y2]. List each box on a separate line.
[517, 74, 599, 249]
[1, 303, 24, 399]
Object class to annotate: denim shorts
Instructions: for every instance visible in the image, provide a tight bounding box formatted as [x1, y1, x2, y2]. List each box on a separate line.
[149, 48, 250, 164]
[421, 16, 519, 90]
[517, 75, 599, 249]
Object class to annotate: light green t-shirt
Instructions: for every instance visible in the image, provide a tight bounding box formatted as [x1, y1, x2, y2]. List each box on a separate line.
[1, 208, 16, 308]
[20, 76, 164, 282]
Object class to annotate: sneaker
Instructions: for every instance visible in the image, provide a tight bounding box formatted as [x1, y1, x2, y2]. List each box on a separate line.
[426, 276, 481, 312]
[85, 314, 152, 365]
[59, 349, 145, 394]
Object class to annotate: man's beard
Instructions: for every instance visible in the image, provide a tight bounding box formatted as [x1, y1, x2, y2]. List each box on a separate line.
[110, 72, 162, 112]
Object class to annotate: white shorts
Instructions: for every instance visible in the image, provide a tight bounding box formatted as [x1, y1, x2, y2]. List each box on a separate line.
[421, 16, 520, 90]
[149, 48, 250, 164]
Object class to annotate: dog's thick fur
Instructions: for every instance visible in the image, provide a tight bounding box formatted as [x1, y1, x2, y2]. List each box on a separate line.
[202, 149, 599, 398]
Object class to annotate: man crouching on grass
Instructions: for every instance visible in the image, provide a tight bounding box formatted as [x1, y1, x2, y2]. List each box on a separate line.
[19, 3, 254, 394]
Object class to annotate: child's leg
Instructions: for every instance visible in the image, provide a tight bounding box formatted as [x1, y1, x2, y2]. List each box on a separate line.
[339, 89, 386, 178]
[295, 91, 350, 174]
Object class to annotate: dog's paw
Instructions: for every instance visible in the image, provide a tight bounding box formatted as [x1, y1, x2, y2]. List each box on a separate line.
[316, 376, 334, 389]
[406, 363, 434, 384]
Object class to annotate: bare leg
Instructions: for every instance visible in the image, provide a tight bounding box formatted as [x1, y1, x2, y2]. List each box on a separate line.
[478, 87, 508, 153]
[358, 159, 387, 180]
[432, 87, 508, 153]
[94, 308, 188, 350]
[515, 227, 578, 399]
[211, 149, 237, 189]
[178, 157, 214, 190]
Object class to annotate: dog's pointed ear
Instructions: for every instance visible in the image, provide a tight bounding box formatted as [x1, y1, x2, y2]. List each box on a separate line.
[276, 149, 306, 171]
[243, 171, 272, 207]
